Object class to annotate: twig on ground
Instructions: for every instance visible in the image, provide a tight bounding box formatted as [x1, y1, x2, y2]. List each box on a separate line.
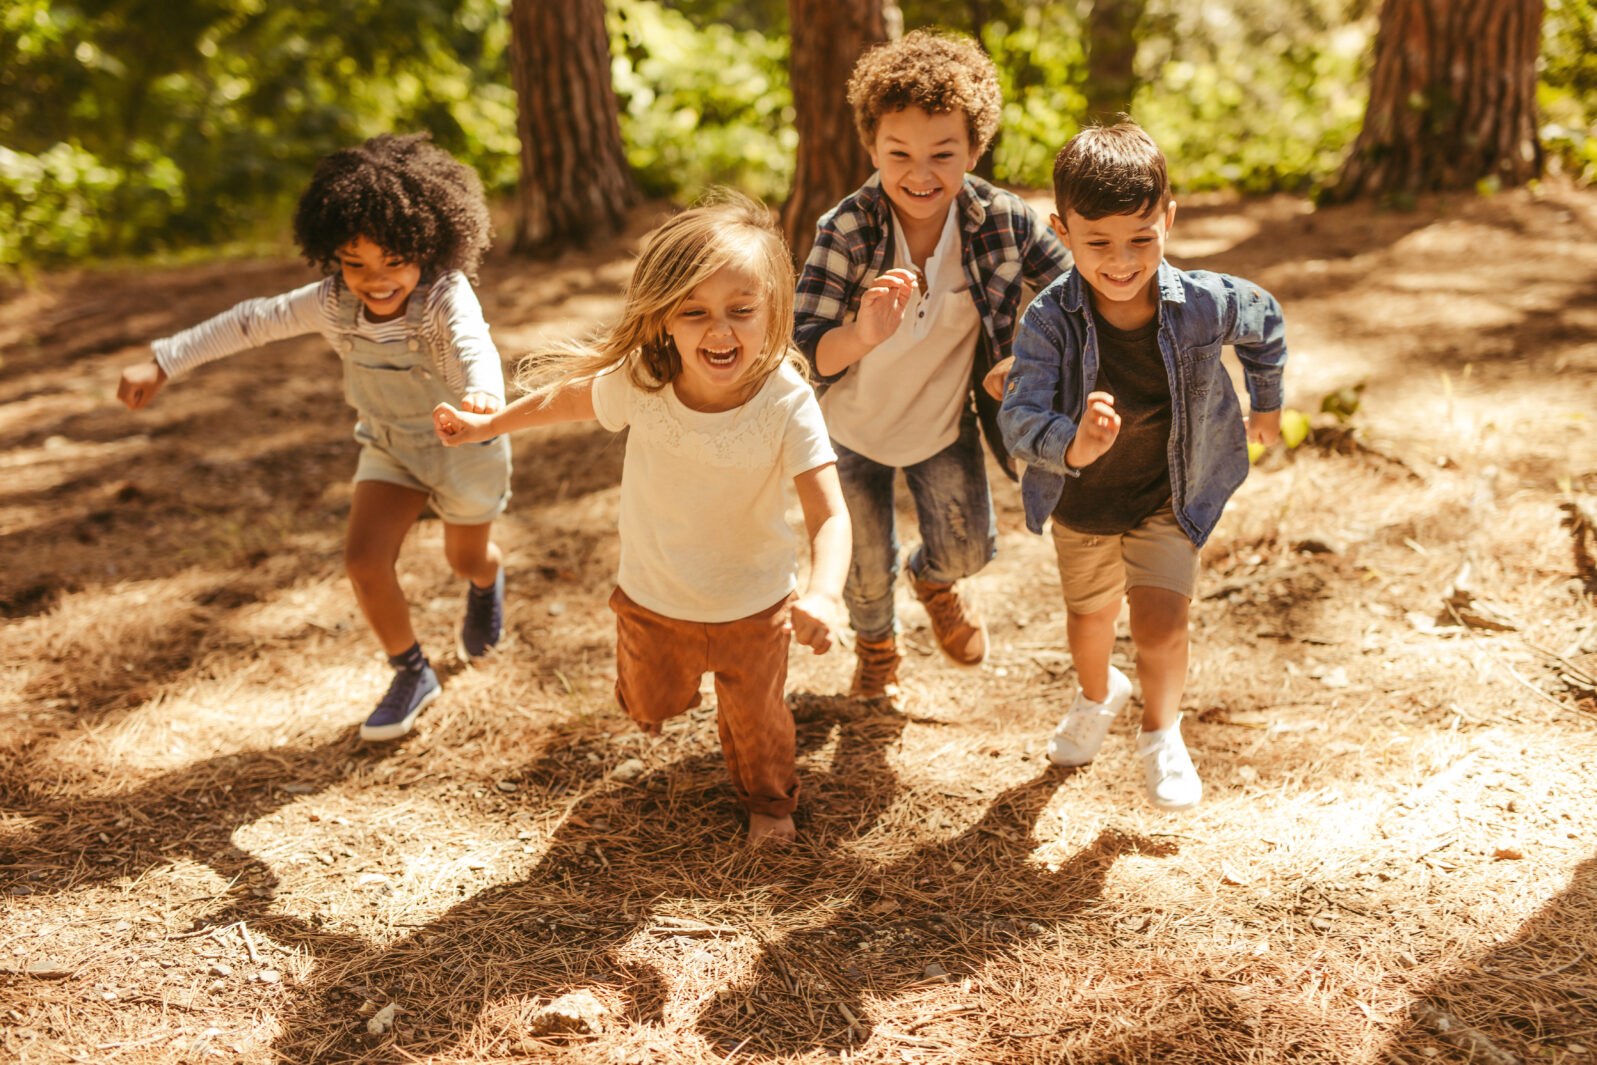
[1478, 950, 1587, 982]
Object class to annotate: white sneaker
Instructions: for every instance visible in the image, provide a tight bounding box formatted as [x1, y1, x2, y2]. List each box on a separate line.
[1138, 722, 1203, 811]
[1047, 666, 1133, 766]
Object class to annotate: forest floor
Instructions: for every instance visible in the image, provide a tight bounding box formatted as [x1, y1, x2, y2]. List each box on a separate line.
[2, 182, 1596, 1065]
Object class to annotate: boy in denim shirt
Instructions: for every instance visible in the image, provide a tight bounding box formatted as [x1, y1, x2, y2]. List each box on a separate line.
[998, 121, 1286, 809]
[794, 30, 1071, 706]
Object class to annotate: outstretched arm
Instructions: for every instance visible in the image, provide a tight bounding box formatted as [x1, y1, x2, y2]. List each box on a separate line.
[434, 378, 597, 445]
[788, 462, 850, 654]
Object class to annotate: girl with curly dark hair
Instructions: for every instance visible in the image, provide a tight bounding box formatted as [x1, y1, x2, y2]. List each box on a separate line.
[117, 133, 509, 742]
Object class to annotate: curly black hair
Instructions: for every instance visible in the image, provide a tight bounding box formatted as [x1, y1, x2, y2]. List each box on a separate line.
[293, 132, 492, 281]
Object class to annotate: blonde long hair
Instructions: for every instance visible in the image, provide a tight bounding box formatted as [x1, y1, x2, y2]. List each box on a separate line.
[516, 191, 807, 402]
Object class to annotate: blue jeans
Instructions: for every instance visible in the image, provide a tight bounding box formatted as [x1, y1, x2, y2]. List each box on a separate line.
[834, 416, 998, 640]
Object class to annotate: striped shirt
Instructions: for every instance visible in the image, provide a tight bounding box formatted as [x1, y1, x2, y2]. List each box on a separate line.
[151, 271, 505, 401]
[793, 173, 1070, 476]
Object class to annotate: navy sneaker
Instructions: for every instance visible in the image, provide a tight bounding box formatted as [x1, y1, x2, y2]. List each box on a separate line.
[458, 566, 504, 661]
[360, 664, 439, 742]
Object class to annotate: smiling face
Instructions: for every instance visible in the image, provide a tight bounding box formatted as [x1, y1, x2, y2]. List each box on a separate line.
[337, 235, 422, 322]
[664, 263, 772, 413]
[869, 106, 978, 235]
[1053, 202, 1177, 330]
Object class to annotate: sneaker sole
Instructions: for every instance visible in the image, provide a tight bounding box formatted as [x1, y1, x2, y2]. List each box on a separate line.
[359, 685, 440, 742]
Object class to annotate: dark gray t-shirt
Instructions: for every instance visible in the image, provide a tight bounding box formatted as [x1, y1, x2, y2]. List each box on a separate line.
[1052, 306, 1173, 536]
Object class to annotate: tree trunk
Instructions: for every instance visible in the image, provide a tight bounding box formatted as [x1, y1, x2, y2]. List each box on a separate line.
[1084, 0, 1147, 123]
[508, 0, 636, 258]
[782, 0, 900, 261]
[1328, 0, 1544, 203]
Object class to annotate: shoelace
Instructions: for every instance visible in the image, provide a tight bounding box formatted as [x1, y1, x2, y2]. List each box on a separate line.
[378, 670, 426, 715]
[856, 644, 898, 688]
[920, 585, 970, 633]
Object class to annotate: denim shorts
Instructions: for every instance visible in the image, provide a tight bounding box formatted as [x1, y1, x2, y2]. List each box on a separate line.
[354, 425, 512, 526]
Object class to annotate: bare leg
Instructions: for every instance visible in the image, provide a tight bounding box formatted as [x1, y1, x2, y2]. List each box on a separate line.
[1066, 597, 1122, 702]
[442, 519, 501, 588]
[1126, 587, 1190, 731]
[345, 480, 430, 656]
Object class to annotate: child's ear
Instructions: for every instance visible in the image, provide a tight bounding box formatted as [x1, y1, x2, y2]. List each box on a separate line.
[1050, 213, 1068, 243]
[1163, 201, 1178, 232]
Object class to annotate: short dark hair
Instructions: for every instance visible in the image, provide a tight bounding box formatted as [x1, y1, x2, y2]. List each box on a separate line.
[293, 132, 492, 281]
[847, 30, 1003, 156]
[1052, 120, 1171, 221]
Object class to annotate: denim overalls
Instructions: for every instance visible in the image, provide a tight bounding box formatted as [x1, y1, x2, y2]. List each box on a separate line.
[336, 277, 511, 525]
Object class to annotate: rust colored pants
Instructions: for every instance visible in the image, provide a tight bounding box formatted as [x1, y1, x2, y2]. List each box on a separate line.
[609, 587, 800, 817]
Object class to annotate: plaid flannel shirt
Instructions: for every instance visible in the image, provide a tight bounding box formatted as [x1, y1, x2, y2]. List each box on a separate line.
[793, 172, 1071, 478]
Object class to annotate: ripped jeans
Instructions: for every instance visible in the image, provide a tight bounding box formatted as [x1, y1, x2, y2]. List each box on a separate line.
[834, 414, 998, 641]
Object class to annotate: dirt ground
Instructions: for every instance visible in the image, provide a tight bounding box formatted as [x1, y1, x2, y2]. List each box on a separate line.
[1, 182, 1595, 1065]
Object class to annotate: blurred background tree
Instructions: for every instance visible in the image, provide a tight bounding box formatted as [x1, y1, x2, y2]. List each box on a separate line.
[2, 0, 1594, 268]
[508, 0, 636, 255]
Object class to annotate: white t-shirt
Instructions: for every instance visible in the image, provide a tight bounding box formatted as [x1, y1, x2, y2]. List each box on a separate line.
[820, 202, 982, 467]
[591, 361, 836, 623]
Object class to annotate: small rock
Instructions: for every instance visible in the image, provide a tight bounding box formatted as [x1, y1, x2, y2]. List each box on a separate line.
[611, 758, 646, 782]
[1491, 844, 1525, 861]
[208, 979, 226, 992]
[922, 962, 950, 983]
[1318, 666, 1350, 689]
[209, 963, 233, 977]
[9, 885, 33, 896]
[259, 970, 280, 984]
[496, 780, 519, 793]
[547, 601, 567, 617]
[367, 1002, 398, 1035]
[1310, 916, 1334, 931]
[527, 991, 608, 1036]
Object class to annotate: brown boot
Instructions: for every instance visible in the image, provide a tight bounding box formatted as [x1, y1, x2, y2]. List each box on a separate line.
[911, 574, 988, 666]
[850, 633, 903, 707]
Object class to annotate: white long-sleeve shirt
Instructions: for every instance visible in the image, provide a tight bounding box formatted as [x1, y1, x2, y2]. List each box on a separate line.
[150, 271, 506, 401]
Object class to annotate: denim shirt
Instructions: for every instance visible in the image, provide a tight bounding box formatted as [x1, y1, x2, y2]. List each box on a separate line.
[794, 173, 1071, 478]
[998, 261, 1286, 546]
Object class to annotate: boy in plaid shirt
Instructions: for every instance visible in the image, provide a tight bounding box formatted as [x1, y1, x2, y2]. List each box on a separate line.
[793, 30, 1070, 706]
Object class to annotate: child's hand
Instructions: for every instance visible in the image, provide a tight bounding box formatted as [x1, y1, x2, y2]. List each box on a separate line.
[787, 593, 844, 655]
[433, 402, 495, 446]
[853, 268, 918, 348]
[117, 359, 168, 411]
[1247, 408, 1281, 446]
[1065, 391, 1120, 469]
[459, 391, 502, 415]
[982, 356, 1014, 401]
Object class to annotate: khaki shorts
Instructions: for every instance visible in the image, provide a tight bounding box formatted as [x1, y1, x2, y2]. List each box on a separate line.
[1049, 506, 1199, 615]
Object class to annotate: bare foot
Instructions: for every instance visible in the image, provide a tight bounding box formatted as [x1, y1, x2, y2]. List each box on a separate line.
[747, 813, 796, 846]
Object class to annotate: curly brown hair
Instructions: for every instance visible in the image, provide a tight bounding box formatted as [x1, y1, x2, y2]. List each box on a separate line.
[293, 132, 492, 281]
[846, 29, 1003, 156]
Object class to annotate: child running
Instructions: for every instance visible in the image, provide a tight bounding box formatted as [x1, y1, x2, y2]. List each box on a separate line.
[433, 195, 849, 845]
[117, 132, 510, 743]
[998, 121, 1287, 810]
[794, 30, 1072, 708]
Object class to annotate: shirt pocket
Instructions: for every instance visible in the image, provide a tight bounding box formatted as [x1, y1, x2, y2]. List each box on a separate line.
[1181, 341, 1225, 400]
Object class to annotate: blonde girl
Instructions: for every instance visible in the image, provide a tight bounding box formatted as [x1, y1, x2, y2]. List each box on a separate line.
[434, 195, 849, 845]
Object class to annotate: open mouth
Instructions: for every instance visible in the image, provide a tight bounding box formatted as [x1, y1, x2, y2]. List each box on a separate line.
[365, 290, 401, 304]
[903, 185, 941, 201]
[702, 347, 738, 368]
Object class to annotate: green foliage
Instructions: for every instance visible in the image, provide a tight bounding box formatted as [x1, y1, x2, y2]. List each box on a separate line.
[1542, 0, 1597, 183]
[0, 0, 517, 267]
[611, 2, 795, 202]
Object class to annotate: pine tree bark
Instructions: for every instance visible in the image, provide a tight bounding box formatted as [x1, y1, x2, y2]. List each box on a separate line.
[1328, 0, 1544, 203]
[508, 0, 636, 258]
[782, 0, 899, 261]
[1084, 0, 1147, 123]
